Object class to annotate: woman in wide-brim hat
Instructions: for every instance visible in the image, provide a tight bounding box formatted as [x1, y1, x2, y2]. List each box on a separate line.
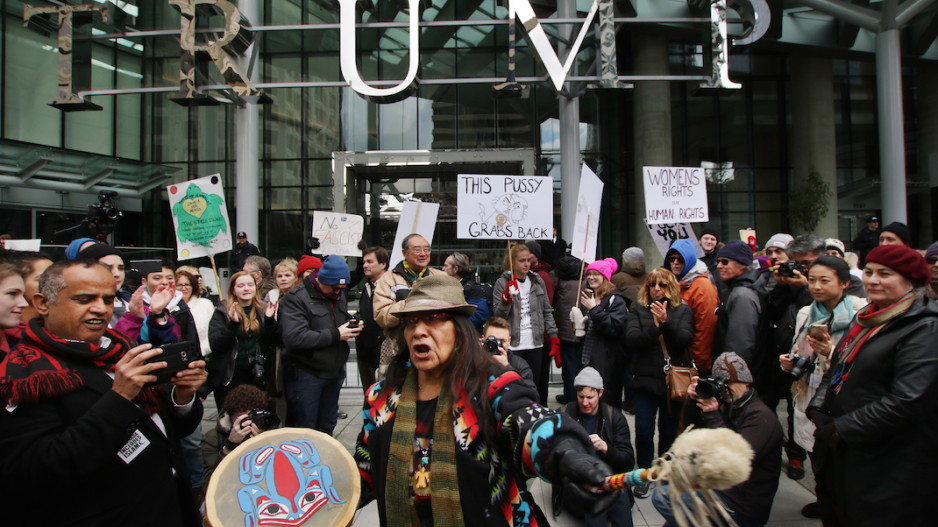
[354, 274, 621, 527]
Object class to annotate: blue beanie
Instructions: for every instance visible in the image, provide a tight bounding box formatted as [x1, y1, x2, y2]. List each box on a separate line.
[66, 238, 96, 260]
[317, 255, 351, 286]
[717, 240, 755, 266]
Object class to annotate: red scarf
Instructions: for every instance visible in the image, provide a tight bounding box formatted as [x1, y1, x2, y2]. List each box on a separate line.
[0, 318, 164, 414]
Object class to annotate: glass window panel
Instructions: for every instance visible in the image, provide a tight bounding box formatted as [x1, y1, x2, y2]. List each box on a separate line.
[423, 84, 455, 150]
[65, 42, 116, 155]
[116, 52, 143, 160]
[341, 87, 378, 151]
[307, 187, 333, 210]
[265, 211, 306, 260]
[194, 104, 228, 162]
[456, 85, 496, 148]
[306, 87, 342, 157]
[152, 94, 190, 162]
[309, 160, 332, 186]
[4, 21, 63, 146]
[269, 160, 302, 186]
[270, 187, 303, 210]
[379, 97, 419, 150]
[266, 57, 303, 159]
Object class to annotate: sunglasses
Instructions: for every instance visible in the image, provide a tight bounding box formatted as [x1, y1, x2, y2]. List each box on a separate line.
[652, 282, 669, 289]
[402, 312, 452, 328]
[668, 255, 683, 263]
[718, 258, 732, 266]
[928, 257, 938, 265]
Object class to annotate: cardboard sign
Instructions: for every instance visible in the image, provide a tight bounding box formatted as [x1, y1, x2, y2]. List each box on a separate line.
[644, 221, 705, 258]
[311, 211, 365, 257]
[167, 174, 232, 261]
[389, 201, 440, 270]
[571, 165, 604, 264]
[643, 166, 709, 224]
[456, 174, 553, 240]
[2, 239, 41, 251]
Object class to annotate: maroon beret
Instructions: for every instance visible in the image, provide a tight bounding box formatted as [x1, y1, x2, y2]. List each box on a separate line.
[864, 245, 931, 287]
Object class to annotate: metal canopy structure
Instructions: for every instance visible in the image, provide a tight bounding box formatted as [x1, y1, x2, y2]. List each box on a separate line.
[0, 139, 182, 198]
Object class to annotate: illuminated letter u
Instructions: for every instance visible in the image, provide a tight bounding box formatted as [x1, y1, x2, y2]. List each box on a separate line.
[339, 0, 420, 104]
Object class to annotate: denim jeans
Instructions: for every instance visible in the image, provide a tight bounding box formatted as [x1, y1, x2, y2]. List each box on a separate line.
[180, 426, 203, 488]
[585, 490, 633, 527]
[652, 485, 763, 527]
[286, 368, 344, 436]
[632, 391, 679, 469]
[560, 340, 580, 403]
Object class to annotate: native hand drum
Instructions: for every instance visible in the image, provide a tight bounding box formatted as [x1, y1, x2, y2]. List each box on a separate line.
[206, 428, 360, 527]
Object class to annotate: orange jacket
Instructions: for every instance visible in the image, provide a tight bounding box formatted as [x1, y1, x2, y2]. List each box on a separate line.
[679, 266, 719, 372]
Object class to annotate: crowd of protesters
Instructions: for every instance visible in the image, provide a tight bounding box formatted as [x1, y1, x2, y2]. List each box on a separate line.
[1, 216, 937, 527]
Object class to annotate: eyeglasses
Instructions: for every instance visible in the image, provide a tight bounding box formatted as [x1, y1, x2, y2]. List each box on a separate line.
[408, 247, 431, 255]
[928, 257, 938, 265]
[402, 312, 452, 328]
[667, 255, 683, 263]
[177, 284, 192, 289]
[652, 282, 669, 289]
[718, 258, 732, 266]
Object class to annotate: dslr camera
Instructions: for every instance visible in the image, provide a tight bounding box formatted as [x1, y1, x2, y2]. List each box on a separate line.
[695, 377, 728, 401]
[246, 408, 281, 431]
[249, 355, 266, 386]
[483, 335, 502, 355]
[787, 353, 814, 380]
[777, 261, 807, 278]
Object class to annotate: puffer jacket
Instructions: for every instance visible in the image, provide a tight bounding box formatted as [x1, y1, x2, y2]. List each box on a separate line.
[207, 303, 277, 390]
[551, 256, 584, 343]
[372, 261, 445, 331]
[492, 270, 558, 348]
[714, 270, 769, 379]
[280, 276, 352, 379]
[808, 296, 938, 526]
[610, 261, 646, 304]
[625, 302, 694, 396]
[668, 240, 719, 372]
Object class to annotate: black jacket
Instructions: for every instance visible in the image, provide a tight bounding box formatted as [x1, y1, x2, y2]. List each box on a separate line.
[230, 241, 260, 272]
[559, 402, 634, 474]
[207, 303, 278, 390]
[578, 290, 630, 373]
[714, 271, 771, 386]
[280, 276, 352, 379]
[354, 279, 383, 363]
[851, 227, 879, 263]
[551, 255, 584, 343]
[808, 296, 938, 526]
[626, 302, 694, 396]
[683, 389, 783, 525]
[0, 360, 203, 527]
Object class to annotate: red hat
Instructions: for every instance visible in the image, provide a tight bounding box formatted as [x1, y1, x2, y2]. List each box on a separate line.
[864, 245, 931, 287]
[297, 255, 323, 277]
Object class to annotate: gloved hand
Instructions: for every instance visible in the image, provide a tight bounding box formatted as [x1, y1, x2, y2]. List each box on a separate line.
[552, 438, 621, 517]
[549, 337, 562, 368]
[357, 240, 368, 252]
[569, 306, 586, 337]
[394, 288, 411, 302]
[501, 276, 520, 304]
[807, 408, 840, 448]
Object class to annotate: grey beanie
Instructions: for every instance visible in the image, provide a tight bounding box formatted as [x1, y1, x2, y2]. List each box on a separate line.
[621, 247, 644, 263]
[573, 367, 604, 390]
[712, 352, 753, 384]
[765, 233, 793, 250]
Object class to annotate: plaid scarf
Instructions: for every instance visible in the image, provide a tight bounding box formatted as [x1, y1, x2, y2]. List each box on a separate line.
[830, 292, 915, 394]
[387, 367, 464, 527]
[0, 318, 165, 414]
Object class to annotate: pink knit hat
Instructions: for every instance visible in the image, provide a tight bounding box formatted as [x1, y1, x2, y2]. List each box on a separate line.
[585, 258, 618, 282]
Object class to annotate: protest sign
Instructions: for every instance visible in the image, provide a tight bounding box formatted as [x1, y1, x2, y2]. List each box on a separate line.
[456, 174, 552, 240]
[167, 174, 232, 261]
[312, 211, 365, 257]
[2, 239, 41, 251]
[571, 165, 603, 264]
[389, 201, 440, 270]
[643, 166, 709, 224]
[644, 221, 704, 258]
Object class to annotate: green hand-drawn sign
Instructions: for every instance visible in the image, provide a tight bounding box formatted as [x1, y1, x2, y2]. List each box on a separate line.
[171, 183, 228, 248]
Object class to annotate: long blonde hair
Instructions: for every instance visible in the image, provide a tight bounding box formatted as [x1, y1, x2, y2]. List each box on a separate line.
[502, 242, 531, 272]
[637, 268, 684, 308]
[226, 271, 264, 336]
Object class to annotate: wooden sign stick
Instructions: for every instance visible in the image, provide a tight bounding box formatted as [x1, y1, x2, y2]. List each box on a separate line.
[575, 214, 590, 308]
[210, 255, 224, 302]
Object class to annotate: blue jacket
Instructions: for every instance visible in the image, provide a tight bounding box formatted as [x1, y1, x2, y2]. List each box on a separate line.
[460, 275, 489, 333]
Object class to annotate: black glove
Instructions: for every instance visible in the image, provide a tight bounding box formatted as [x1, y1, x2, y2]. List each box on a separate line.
[815, 421, 842, 449]
[307, 237, 321, 251]
[552, 438, 621, 517]
[394, 288, 411, 302]
[357, 240, 368, 252]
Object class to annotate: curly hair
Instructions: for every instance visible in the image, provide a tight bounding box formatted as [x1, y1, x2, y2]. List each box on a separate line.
[222, 384, 269, 416]
[637, 268, 684, 308]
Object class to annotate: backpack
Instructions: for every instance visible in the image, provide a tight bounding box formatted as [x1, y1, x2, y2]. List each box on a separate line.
[479, 281, 495, 318]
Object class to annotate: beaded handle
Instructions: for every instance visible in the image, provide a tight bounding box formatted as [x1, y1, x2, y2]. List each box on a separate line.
[584, 468, 656, 493]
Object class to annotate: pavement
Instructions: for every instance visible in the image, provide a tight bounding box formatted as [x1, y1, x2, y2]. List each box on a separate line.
[201, 360, 822, 527]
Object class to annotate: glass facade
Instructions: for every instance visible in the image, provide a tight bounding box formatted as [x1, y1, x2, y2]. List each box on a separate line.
[0, 1, 926, 263]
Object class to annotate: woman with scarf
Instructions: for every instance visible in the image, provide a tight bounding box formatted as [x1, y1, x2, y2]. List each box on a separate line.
[625, 268, 694, 499]
[355, 275, 621, 527]
[208, 271, 277, 409]
[571, 257, 629, 409]
[492, 242, 560, 405]
[807, 245, 938, 526]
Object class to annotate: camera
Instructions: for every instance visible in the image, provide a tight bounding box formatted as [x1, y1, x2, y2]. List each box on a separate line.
[348, 313, 361, 329]
[246, 408, 281, 431]
[483, 335, 502, 355]
[787, 353, 814, 380]
[249, 355, 266, 386]
[777, 261, 807, 278]
[84, 190, 122, 236]
[695, 377, 728, 401]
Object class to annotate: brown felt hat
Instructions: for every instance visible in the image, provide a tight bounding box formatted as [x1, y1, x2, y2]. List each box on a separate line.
[392, 274, 477, 318]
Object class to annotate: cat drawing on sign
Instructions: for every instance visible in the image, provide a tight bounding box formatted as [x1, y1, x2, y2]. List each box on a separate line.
[479, 194, 529, 229]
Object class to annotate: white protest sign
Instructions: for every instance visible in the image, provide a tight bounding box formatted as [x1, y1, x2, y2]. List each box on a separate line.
[311, 211, 365, 257]
[644, 222, 705, 258]
[456, 174, 553, 240]
[167, 174, 232, 261]
[389, 201, 440, 270]
[2, 239, 41, 251]
[643, 166, 709, 224]
[571, 165, 604, 264]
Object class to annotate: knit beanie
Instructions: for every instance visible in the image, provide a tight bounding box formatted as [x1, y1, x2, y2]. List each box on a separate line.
[881, 222, 911, 245]
[621, 247, 644, 263]
[297, 255, 323, 277]
[700, 226, 721, 241]
[316, 255, 350, 286]
[864, 245, 930, 287]
[573, 367, 604, 391]
[764, 233, 793, 251]
[825, 238, 846, 257]
[524, 241, 542, 260]
[77, 243, 123, 262]
[66, 238, 96, 260]
[712, 352, 753, 383]
[717, 240, 754, 266]
[585, 258, 618, 282]
[925, 241, 938, 261]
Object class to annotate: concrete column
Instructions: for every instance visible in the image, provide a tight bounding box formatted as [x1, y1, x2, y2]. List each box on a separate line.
[915, 67, 938, 245]
[235, 0, 261, 245]
[558, 0, 581, 242]
[876, 29, 908, 224]
[789, 55, 838, 238]
[632, 33, 671, 259]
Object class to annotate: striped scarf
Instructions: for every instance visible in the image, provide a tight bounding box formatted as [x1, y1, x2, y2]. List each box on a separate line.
[830, 292, 915, 394]
[387, 367, 464, 527]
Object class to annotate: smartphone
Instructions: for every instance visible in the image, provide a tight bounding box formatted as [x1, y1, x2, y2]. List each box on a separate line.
[808, 324, 829, 340]
[583, 288, 594, 298]
[143, 342, 195, 386]
[130, 259, 162, 276]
